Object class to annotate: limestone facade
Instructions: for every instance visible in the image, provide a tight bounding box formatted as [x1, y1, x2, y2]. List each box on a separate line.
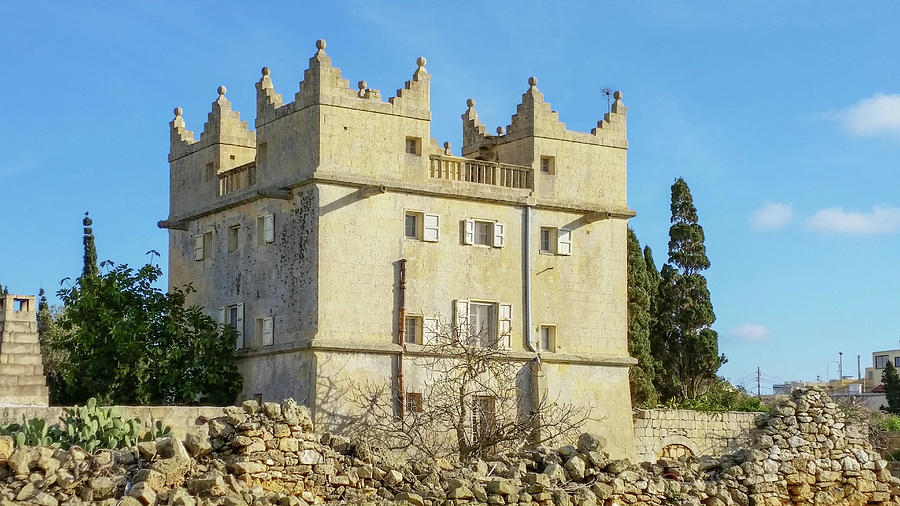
[0, 294, 49, 406]
[632, 409, 760, 462]
[161, 40, 637, 459]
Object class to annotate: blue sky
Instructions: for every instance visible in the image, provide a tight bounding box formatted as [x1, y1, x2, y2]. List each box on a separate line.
[2, 1, 898, 392]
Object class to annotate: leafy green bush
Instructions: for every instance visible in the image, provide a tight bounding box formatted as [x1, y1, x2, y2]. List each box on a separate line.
[49, 253, 242, 405]
[665, 377, 765, 412]
[874, 414, 900, 432]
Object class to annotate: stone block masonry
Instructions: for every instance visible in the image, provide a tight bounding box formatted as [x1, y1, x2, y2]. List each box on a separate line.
[1, 387, 898, 505]
[0, 294, 48, 406]
[633, 408, 761, 462]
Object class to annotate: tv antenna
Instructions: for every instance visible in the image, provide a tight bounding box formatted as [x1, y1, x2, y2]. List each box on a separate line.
[601, 88, 615, 114]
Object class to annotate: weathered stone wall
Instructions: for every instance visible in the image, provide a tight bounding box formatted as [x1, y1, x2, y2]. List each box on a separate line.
[0, 406, 225, 439]
[633, 409, 761, 462]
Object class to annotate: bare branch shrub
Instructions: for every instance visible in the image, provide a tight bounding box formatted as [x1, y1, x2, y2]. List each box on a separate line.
[347, 319, 596, 462]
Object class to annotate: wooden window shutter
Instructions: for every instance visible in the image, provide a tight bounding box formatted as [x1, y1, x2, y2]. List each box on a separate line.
[262, 317, 274, 346]
[236, 303, 245, 349]
[194, 236, 204, 261]
[423, 318, 439, 345]
[264, 214, 275, 243]
[557, 229, 572, 256]
[424, 214, 440, 242]
[493, 223, 505, 248]
[217, 307, 225, 325]
[463, 219, 475, 245]
[455, 300, 469, 339]
[499, 303, 512, 349]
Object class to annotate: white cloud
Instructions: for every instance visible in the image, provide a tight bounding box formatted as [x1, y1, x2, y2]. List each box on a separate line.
[751, 202, 793, 230]
[805, 206, 900, 235]
[730, 324, 770, 342]
[842, 93, 900, 138]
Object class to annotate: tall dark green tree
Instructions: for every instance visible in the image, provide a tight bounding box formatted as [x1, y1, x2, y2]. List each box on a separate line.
[37, 288, 51, 337]
[883, 362, 900, 415]
[653, 178, 725, 401]
[627, 228, 658, 407]
[82, 212, 98, 278]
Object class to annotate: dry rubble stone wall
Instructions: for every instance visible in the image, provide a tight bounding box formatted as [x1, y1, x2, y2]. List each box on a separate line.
[0, 387, 899, 505]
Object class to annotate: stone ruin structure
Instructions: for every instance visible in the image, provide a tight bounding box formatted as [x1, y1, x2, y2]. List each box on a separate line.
[1, 387, 898, 505]
[0, 294, 49, 406]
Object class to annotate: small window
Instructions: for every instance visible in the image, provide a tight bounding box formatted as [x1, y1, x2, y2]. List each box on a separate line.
[469, 302, 497, 348]
[257, 214, 274, 245]
[540, 227, 554, 253]
[895, 357, 900, 368]
[256, 316, 274, 347]
[257, 142, 267, 166]
[203, 231, 214, 259]
[228, 225, 240, 253]
[205, 162, 215, 181]
[876, 355, 889, 369]
[405, 137, 421, 155]
[540, 325, 556, 352]
[405, 315, 422, 344]
[540, 156, 555, 174]
[221, 303, 244, 350]
[868, 370, 874, 380]
[405, 212, 420, 239]
[406, 392, 423, 414]
[474, 221, 492, 246]
[13, 299, 28, 312]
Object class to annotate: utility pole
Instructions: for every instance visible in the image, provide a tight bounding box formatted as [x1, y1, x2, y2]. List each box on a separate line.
[757, 366, 761, 398]
[839, 352, 843, 381]
[858, 355, 861, 380]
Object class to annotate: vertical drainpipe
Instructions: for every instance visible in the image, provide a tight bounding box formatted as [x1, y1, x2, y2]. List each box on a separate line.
[524, 206, 536, 352]
[398, 258, 407, 419]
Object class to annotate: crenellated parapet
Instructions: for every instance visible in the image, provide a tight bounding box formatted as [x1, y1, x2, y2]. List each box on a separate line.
[169, 86, 256, 162]
[255, 67, 283, 128]
[463, 76, 627, 157]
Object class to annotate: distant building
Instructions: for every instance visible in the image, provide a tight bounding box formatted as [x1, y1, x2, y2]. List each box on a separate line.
[0, 294, 49, 406]
[864, 349, 900, 392]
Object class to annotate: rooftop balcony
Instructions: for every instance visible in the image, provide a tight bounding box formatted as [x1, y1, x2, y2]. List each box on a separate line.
[218, 162, 256, 196]
[429, 154, 533, 190]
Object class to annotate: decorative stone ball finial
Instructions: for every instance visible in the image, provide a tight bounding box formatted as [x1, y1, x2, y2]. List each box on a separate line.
[358, 80, 367, 91]
[174, 107, 183, 118]
[417, 56, 426, 68]
[613, 90, 622, 100]
[528, 76, 538, 87]
[443, 141, 450, 149]
[261, 66, 270, 77]
[217, 85, 227, 97]
[466, 98, 475, 108]
[316, 39, 326, 51]
[496, 126, 503, 135]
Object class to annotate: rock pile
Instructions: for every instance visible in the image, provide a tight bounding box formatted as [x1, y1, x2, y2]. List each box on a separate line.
[0, 387, 898, 505]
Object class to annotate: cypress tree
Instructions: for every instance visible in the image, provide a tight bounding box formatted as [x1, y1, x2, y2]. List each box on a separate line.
[82, 212, 98, 278]
[37, 288, 51, 337]
[654, 178, 725, 401]
[626, 228, 658, 407]
[884, 362, 900, 415]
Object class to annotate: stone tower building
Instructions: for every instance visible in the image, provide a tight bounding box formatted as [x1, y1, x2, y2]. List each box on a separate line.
[0, 294, 50, 406]
[161, 40, 637, 459]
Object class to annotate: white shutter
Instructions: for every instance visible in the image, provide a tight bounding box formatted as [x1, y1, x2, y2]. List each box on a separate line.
[493, 223, 505, 248]
[423, 318, 439, 345]
[235, 303, 245, 349]
[499, 303, 512, 349]
[455, 300, 469, 339]
[217, 307, 225, 325]
[557, 229, 572, 256]
[264, 214, 275, 243]
[262, 317, 274, 346]
[463, 219, 475, 245]
[424, 214, 440, 242]
[194, 236, 204, 261]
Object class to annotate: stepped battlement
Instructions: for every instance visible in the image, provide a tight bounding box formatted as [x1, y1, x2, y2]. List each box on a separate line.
[0, 294, 49, 406]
